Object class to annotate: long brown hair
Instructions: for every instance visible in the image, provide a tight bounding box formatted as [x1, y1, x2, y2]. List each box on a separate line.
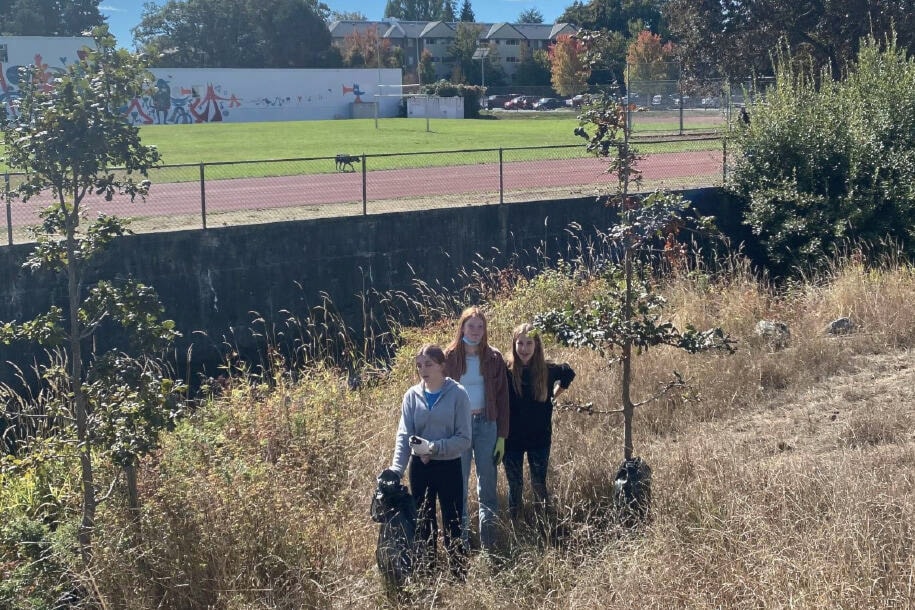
[445, 306, 490, 375]
[507, 323, 548, 402]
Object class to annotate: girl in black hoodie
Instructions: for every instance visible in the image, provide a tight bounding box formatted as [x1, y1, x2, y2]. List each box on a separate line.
[504, 322, 575, 521]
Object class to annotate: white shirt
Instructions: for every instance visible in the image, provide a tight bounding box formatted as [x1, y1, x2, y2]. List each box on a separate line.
[462, 355, 485, 411]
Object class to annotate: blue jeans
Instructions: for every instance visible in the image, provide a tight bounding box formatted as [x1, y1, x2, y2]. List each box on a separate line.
[503, 446, 550, 519]
[461, 413, 499, 551]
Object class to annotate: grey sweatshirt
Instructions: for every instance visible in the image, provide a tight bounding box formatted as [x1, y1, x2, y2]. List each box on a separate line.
[390, 377, 472, 474]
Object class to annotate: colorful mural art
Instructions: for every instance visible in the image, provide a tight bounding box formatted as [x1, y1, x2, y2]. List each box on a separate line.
[124, 68, 401, 124]
[0, 53, 86, 118]
[2, 38, 402, 123]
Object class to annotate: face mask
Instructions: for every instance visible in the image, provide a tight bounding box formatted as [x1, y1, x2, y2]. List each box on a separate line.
[462, 336, 480, 347]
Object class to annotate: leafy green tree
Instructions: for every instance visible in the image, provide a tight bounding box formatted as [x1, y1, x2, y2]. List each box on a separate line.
[0, 0, 103, 36]
[449, 22, 504, 86]
[513, 43, 551, 87]
[518, 7, 544, 24]
[665, 0, 915, 81]
[535, 99, 732, 528]
[439, 0, 456, 21]
[549, 33, 591, 95]
[384, 0, 444, 20]
[419, 48, 436, 84]
[330, 9, 366, 20]
[536, 31, 733, 523]
[0, 27, 182, 560]
[729, 35, 915, 275]
[135, 0, 333, 68]
[559, 0, 664, 35]
[458, 0, 474, 22]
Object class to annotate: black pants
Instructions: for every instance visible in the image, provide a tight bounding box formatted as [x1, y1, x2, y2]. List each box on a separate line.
[409, 455, 466, 577]
[504, 445, 551, 519]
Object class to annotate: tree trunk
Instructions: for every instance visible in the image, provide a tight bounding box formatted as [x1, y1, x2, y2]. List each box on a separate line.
[67, 219, 95, 563]
[125, 462, 139, 516]
[621, 247, 634, 461]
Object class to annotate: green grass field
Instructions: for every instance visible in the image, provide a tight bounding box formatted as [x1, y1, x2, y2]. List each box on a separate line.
[2, 112, 724, 177]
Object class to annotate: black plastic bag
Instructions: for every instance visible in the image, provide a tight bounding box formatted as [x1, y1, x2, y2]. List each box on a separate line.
[613, 457, 652, 527]
[371, 471, 418, 591]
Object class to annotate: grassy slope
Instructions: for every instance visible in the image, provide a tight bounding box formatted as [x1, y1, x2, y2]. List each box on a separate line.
[81, 254, 915, 608]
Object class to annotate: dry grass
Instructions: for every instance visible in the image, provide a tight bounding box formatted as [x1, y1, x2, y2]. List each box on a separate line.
[69, 252, 915, 608]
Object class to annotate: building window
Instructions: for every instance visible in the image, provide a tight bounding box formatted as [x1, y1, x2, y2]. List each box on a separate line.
[0, 44, 7, 63]
[505, 39, 520, 46]
[506, 56, 520, 63]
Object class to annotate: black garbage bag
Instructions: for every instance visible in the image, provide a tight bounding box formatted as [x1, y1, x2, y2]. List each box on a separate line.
[612, 457, 652, 527]
[371, 469, 418, 591]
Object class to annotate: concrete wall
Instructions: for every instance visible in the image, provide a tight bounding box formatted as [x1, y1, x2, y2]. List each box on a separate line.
[1, 37, 402, 123]
[0, 188, 747, 385]
[131, 68, 403, 125]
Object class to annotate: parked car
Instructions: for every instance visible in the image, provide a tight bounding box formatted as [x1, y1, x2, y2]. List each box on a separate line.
[700, 96, 720, 108]
[566, 93, 587, 108]
[651, 94, 663, 106]
[533, 97, 564, 110]
[503, 95, 538, 110]
[481, 94, 514, 109]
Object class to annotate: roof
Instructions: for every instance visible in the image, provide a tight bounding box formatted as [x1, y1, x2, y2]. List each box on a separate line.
[328, 20, 578, 42]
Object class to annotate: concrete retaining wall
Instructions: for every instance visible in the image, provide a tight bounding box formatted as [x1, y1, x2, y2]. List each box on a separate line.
[0, 188, 747, 384]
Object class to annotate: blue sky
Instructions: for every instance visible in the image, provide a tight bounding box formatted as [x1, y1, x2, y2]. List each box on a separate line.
[99, 1, 571, 50]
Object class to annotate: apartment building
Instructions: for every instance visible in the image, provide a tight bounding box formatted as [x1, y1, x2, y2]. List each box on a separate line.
[329, 20, 578, 81]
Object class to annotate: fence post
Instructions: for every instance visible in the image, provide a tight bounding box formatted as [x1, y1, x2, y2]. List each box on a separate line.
[722, 138, 728, 183]
[499, 148, 504, 205]
[362, 153, 367, 215]
[199, 162, 207, 230]
[5, 173, 12, 246]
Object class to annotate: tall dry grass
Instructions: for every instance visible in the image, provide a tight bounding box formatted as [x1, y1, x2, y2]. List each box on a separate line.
[80, 248, 915, 608]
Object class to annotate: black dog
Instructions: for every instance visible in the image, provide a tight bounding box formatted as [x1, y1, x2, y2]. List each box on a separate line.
[335, 153, 360, 172]
[371, 469, 418, 593]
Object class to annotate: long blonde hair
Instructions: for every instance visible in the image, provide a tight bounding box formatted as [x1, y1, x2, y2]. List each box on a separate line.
[507, 323, 548, 402]
[445, 306, 490, 375]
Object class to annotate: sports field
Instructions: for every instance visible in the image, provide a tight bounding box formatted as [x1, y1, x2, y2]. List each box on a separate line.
[1, 111, 727, 242]
[132, 109, 724, 167]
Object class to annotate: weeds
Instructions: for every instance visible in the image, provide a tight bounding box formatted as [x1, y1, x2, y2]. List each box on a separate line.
[3, 242, 915, 608]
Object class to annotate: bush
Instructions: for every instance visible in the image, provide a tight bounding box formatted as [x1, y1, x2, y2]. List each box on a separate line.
[727, 35, 915, 276]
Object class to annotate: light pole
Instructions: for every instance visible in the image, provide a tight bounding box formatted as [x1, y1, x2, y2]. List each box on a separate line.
[473, 46, 490, 89]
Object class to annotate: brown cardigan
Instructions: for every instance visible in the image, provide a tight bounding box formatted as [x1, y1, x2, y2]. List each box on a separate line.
[444, 346, 510, 438]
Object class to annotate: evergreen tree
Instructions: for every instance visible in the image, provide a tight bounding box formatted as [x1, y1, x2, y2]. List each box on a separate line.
[459, 0, 474, 22]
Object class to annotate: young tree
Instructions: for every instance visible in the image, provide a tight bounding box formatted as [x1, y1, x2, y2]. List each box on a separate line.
[513, 43, 552, 86]
[626, 30, 677, 81]
[459, 0, 474, 22]
[419, 48, 436, 84]
[340, 24, 396, 68]
[549, 34, 591, 96]
[537, 34, 734, 523]
[0, 26, 181, 561]
[517, 7, 544, 24]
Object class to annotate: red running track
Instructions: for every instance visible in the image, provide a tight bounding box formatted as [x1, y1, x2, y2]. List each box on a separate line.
[4, 150, 722, 228]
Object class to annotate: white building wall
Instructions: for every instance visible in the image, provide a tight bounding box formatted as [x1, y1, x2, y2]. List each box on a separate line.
[132, 68, 403, 124]
[2, 36, 403, 123]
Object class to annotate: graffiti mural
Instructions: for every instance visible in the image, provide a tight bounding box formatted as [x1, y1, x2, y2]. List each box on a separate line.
[124, 78, 242, 125]
[0, 53, 77, 118]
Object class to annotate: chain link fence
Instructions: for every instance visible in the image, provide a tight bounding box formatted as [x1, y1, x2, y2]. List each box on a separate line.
[3, 137, 726, 245]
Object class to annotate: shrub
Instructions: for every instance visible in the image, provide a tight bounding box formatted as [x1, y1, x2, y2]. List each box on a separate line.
[728, 35, 915, 276]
